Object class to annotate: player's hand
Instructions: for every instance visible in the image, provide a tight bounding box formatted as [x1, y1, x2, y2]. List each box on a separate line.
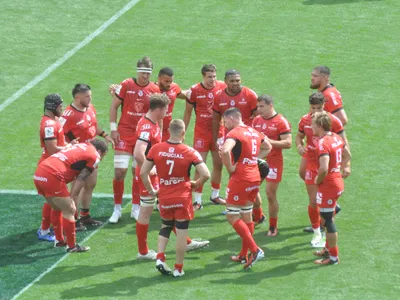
[111, 130, 120, 145]
[342, 166, 351, 178]
[227, 163, 237, 175]
[190, 180, 201, 190]
[149, 189, 158, 197]
[149, 166, 157, 176]
[104, 135, 115, 149]
[108, 84, 119, 96]
[70, 137, 80, 145]
[297, 145, 307, 156]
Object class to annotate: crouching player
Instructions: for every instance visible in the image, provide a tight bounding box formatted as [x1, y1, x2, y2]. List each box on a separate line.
[312, 112, 351, 265]
[33, 140, 108, 252]
[140, 120, 211, 277]
[222, 108, 272, 269]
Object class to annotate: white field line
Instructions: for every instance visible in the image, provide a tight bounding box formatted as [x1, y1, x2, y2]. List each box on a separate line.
[0, 189, 132, 199]
[0, 0, 141, 113]
[8, 189, 132, 300]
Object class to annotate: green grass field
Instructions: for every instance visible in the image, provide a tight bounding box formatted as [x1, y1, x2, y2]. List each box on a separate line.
[1, 0, 399, 299]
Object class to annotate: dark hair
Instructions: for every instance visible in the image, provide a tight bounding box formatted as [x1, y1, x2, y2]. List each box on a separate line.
[149, 93, 170, 110]
[223, 107, 242, 118]
[225, 69, 240, 79]
[314, 65, 330, 76]
[137, 56, 153, 69]
[201, 64, 217, 75]
[309, 92, 325, 105]
[72, 84, 91, 98]
[90, 139, 108, 154]
[44, 93, 63, 112]
[257, 94, 273, 105]
[158, 67, 174, 77]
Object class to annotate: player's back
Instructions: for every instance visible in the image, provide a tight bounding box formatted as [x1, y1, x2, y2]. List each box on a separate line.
[322, 85, 343, 114]
[39, 116, 65, 163]
[116, 78, 159, 134]
[148, 142, 202, 200]
[40, 143, 100, 183]
[317, 132, 344, 182]
[226, 124, 262, 182]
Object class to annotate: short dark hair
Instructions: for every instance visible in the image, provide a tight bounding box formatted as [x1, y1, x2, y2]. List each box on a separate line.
[309, 92, 325, 105]
[158, 67, 174, 77]
[90, 139, 108, 155]
[314, 66, 330, 76]
[137, 56, 153, 69]
[223, 107, 242, 118]
[201, 64, 217, 75]
[72, 84, 91, 98]
[149, 93, 170, 110]
[257, 94, 273, 105]
[225, 69, 240, 79]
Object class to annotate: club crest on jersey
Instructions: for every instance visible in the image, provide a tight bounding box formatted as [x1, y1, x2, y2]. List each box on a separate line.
[230, 100, 235, 106]
[135, 102, 144, 112]
[262, 124, 267, 130]
[169, 147, 175, 153]
[86, 115, 91, 121]
[208, 93, 214, 99]
[138, 90, 143, 97]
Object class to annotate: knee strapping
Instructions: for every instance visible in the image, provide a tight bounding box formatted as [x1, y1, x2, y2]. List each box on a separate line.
[175, 220, 189, 230]
[321, 211, 336, 233]
[114, 155, 131, 169]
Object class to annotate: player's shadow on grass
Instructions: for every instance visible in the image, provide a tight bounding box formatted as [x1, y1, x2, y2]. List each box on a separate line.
[0, 229, 61, 267]
[303, 0, 382, 4]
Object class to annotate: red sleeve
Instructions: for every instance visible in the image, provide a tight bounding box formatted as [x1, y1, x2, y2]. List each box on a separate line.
[187, 85, 196, 105]
[278, 116, 291, 135]
[248, 89, 258, 113]
[59, 110, 74, 141]
[298, 116, 306, 133]
[323, 90, 343, 113]
[212, 93, 221, 114]
[317, 139, 329, 157]
[85, 149, 101, 171]
[146, 145, 156, 161]
[42, 121, 58, 140]
[331, 114, 344, 134]
[175, 83, 182, 96]
[115, 79, 128, 101]
[190, 148, 204, 165]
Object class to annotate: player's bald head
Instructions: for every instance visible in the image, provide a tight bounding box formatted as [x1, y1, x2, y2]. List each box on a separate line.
[225, 69, 240, 79]
[91, 139, 108, 155]
[312, 111, 331, 131]
[169, 119, 186, 137]
[313, 66, 330, 77]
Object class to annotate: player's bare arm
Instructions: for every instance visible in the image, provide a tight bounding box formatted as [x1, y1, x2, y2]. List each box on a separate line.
[190, 162, 211, 190]
[44, 139, 74, 155]
[177, 91, 188, 99]
[222, 138, 237, 174]
[334, 109, 348, 126]
[183, 102, 194, 130]
[96, 126, 114, 149]
[212, 111, 221, 143]
[70, 168, 93, 200]
[140, 159, 158, 196]
[269, 133, 292, 149]
[109, 95, 122, 144]
[133, 140, 148, 168]
[341, 145, 352, 178]
[338, 131, 350, 152]
[259, 139, 272, 159]
[295, 131, 307, 155]
[315, 155, 329, 185]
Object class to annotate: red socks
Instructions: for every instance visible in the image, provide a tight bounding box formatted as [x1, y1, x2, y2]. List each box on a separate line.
[41, 203, 52, 230]
[211, 182, 220, 190]
[136, 222, 149, 255]
[51, 210, 64, 242]
[232, 219, 258, 253]
[157, 252, 166, 262]
[194, 185, 203, 193]
[308, 205, 320, 229]
[269, 217, 278, 229]
[239, 222, 255, 256]
[174, 263, 183, 272]
[253, 207, 263, 223]
[113, 179, 124, 205]
[63, 218, 76, 248]
[329, 246, 339, 257]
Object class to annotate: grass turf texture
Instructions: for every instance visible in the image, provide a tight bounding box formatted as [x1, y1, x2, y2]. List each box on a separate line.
[0, 0, 399, 299]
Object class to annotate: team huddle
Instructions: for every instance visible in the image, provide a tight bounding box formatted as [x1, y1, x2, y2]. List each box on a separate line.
[33, 57, 351, 277]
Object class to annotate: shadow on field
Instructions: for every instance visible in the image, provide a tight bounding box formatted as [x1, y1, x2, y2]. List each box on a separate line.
[0, 229, 60, 267]
[303, 0, 382, 5]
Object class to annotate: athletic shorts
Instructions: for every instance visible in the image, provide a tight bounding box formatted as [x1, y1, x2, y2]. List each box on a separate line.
[317, 181, 344, 209]
[226, 180, 260, 206]
[159, 198, 194, 220]
[114, 134, 137, 154]
[34, 167, 70, 198]
[135, 166, 159, 198]
[305, 159, 318, 185]
[265, 160, 283, 183]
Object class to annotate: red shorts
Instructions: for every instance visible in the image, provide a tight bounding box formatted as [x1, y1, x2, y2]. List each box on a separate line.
[305, 159, 318, 185]
[115, 134, 137, 154]
[34, 167, 70, 198]
[162, 128, 170, 142]
[317, 181, 344, 209]
[159, 197, 194, 220]
[265, 160, 283, 183]
[226, 180, 260, 206]
[135, 166, 159, 198]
